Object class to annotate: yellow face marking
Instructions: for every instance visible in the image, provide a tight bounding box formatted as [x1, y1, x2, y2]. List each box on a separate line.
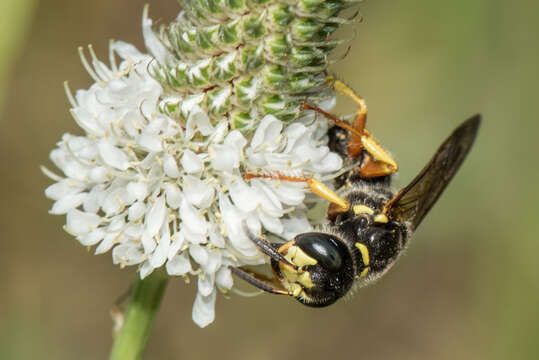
[353, 204, 374, 215]
[355, 242, 370, 266]
[280, 263, 299, 285]
[279, 245, 317, 293]
[360, 268, 369, 278]
[284, 245, 318, 267]
[278, 241, 294, 254]
[291, 284, 303, 297]
[374, 213, 389, 223]
[297, 271, 314, 289]
[281, 279, 303, 297]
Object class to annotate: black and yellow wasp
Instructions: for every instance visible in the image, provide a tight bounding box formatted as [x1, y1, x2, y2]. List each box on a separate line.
[232, 78, 480, 306]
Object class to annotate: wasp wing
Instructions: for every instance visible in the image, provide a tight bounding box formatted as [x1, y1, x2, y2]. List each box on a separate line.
[384, 114, 481, 231]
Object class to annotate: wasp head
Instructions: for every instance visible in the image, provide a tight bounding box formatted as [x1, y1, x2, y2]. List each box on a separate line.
[272, 232, 355, 307]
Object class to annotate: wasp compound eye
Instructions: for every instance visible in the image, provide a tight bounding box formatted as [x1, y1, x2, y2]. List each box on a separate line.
[295, 233, 347, 272]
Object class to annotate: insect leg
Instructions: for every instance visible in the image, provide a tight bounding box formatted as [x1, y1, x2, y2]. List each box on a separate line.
[359, 139, 398, 178]
[303, 77, 399, 178]
[244, 171, 350, 213]
[229, 266, 290, 295]
[325, 75, 367, 158]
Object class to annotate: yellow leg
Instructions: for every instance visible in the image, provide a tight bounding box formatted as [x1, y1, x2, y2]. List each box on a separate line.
[326, 75, 367, 114]
[245, 172, 350, 213]
[361, 130, 398, 175]
[322, 76, 399, 177]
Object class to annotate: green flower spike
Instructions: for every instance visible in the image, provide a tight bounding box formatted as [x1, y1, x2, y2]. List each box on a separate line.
[45, 1, 362, 359]
[145, 0, 361, 132]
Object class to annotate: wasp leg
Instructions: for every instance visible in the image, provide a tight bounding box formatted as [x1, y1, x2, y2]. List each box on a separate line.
[328, 77, 399, 176]
[356, 153, 397, 178]
[328, 76, 368, 158]
[325, 75, 367, 158]
[302, 101, 398, 178]
[229, 266, 290, 295]
[302, 102, 363, 140]
[244, 172, 350, 213]
[242, 222, 299, 270]
[302, 79, 398, 178]
[359, 140, 398, 178]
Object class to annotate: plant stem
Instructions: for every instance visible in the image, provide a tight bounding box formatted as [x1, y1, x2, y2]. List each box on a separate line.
[109, 270, 169, 360]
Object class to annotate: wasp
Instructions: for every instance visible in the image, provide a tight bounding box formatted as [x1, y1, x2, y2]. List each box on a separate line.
[231, 78, 480, 306]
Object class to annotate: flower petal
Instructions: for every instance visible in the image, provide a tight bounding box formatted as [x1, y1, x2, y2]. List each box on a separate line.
[112, 243, 145, 266]
[166, 253, 192, 276]
[258, 210, 283, 234]
[167, 233, 185, 260]
[186, 106, 213, 139]
[163, 153, 181, 178]
[218, 194, 259, 258]
[163, 183, 183, 209]
[189, 244, 208, 267]
[45, 179, 84, 200]
[139, 260, 154, 279]
[216, 267, 233, 290]
[198, 273, 215, 297]
[144, 195, 166, 237]
[141, 7, 170, 64]
[183, 176, 215, 209]
[66, 209, 102, 235]
[180, 149, 204, 174]
[76, 228, 105, 247]
[95, 233, 117, 254]
[50, 193, 87, 214]
[98, 139, 130, 170]
[137, 133, 163, 152]
[192, 290, 216, 328]
[149, 223, 171, 268]
[180, 198, 208, 236]
[209, 143, 239, 173]
[228, 178, 259, 212]
[208, 228, 225, 248]
[251, 115, 282, 150]
[128, 201, 146, 221]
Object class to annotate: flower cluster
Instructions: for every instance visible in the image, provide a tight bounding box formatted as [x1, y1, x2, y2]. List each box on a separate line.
[45, 1, 361, 327]
[147, 0, 360, 129]
[45, 43, 342, 327]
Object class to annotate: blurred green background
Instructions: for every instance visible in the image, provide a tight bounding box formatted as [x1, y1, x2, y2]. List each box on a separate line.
[1, 0, 538, 359]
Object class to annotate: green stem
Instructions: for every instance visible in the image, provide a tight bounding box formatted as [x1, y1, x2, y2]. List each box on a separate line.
[109, 270, 169, 360]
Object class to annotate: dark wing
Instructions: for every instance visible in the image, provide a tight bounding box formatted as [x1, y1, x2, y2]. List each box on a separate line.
[384, 114, 481, 231]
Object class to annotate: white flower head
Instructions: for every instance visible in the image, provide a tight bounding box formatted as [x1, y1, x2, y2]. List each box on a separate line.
[45, 13, 343, 328]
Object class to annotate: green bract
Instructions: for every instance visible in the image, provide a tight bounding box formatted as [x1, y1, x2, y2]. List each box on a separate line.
[150, 0, 360, 132]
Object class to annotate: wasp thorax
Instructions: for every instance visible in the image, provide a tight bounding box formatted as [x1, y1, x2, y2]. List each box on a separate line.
[358, 218, 407, 275]
[273, 233, 355, 307]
